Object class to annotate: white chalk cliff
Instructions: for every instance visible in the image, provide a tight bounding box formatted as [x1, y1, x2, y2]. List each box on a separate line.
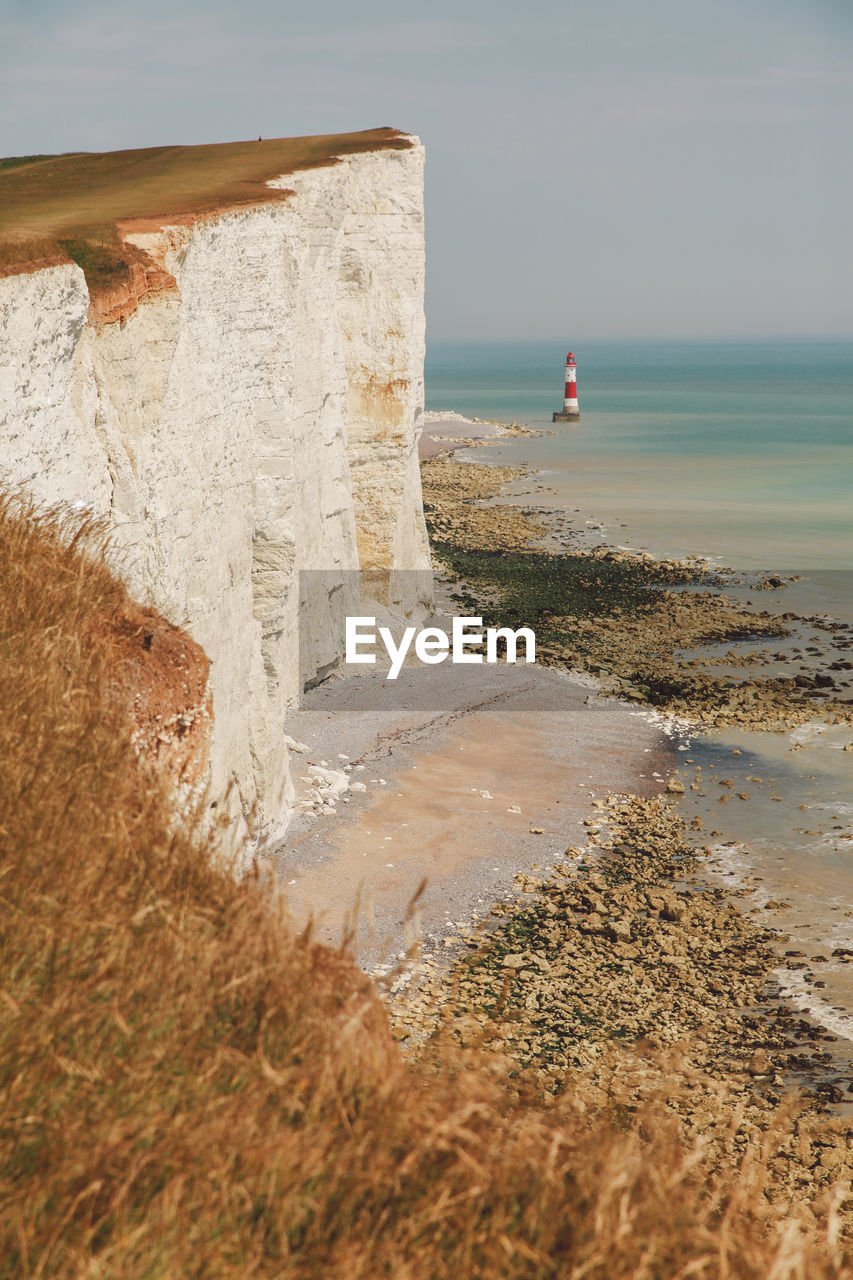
[0, 138, 431, 846]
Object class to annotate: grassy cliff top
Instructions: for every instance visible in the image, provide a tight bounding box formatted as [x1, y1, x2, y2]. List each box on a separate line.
[0, 127, 413, 281]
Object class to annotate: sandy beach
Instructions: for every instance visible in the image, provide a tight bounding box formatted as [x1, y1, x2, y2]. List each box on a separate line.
[419, 410, 538, 459]
[417, 411, 504, 459]
[274, 661, 670, 970]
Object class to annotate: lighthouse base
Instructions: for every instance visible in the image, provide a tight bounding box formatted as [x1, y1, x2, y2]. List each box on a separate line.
[553, 410, 581, 422]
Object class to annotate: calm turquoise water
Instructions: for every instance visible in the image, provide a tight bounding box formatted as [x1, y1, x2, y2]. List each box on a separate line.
[426, 339, 853, 1068]
[425, 340, 853, 570]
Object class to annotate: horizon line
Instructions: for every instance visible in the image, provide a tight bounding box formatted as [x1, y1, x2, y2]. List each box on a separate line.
[425, 334, 853, 346]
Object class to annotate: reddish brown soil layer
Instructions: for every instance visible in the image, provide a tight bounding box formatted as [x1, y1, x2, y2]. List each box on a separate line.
[94, 599, 212, 789]
[85, 244, 178, 326]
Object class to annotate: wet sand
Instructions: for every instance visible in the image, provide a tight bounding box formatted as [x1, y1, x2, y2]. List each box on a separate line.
[418, 412, 503, 460]
[419, 411, 540, 460]
[272, 663, 670, 970]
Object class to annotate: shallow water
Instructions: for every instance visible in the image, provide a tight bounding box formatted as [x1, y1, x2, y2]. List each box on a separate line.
[426, 339, 853, 570]
[668, 720, 853, 1068]
[426, 338, 853, 1054]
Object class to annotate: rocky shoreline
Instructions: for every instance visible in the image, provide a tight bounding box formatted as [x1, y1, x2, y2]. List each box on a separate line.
[419, 455, 853, 733]
[392, 793, 853, 1205]
[388, 437, 853, 1218]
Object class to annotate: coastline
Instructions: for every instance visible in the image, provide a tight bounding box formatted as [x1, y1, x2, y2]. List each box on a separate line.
[401, 416, 853, 1118]
[424, 410, 853, 1061]
[271, 408, 853, 1216]
[392, 792, 853, 1188]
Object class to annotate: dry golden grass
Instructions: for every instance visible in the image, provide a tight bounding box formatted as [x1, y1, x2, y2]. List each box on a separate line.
[0, 129, 411, 285]
[0, 491, 850, 1278]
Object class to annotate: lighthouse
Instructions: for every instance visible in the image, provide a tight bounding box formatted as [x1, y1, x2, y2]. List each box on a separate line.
[553, 351, 580, 422]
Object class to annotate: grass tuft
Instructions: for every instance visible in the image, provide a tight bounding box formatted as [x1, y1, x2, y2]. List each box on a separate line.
[57, 237, 132, 290]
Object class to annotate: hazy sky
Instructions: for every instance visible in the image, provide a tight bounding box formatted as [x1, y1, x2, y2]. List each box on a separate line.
[2, 0, 851, 339]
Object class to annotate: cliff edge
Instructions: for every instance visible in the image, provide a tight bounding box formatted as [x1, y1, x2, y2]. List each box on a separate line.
[0, 131, 431, 849]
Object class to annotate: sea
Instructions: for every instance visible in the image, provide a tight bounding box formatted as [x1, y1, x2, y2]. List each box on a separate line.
[425, 338, 853, 1069]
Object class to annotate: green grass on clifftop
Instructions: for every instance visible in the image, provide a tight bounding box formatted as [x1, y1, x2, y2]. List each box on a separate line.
[0, 128, 412, 278]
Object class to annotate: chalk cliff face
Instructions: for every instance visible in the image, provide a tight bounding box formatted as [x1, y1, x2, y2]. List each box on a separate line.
[0, 139, 430, 847]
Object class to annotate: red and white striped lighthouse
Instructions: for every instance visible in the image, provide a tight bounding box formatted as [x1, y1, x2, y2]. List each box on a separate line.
[553, 351, 580, 422]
